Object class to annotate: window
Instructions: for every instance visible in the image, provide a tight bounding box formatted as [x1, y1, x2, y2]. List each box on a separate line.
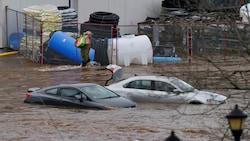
[170, 78, 194, 92]
[46, 88, 58, 95]
[154, 81, 175, 92]
[59, 88, 81, 98]
[124, 80, 153, 90]
[80, 85, 117, 99]
[123, 81, 137, 88]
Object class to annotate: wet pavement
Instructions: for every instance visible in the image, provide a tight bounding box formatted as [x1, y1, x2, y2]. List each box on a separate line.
[0, 50, 249, 141]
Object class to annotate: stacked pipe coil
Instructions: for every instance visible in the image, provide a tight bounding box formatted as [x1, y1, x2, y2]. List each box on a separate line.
[80, 11, 120, 39]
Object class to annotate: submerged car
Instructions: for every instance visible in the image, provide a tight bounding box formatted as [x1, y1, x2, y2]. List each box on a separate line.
[105, 65, 227, 105]
[24, 83, 136, 110]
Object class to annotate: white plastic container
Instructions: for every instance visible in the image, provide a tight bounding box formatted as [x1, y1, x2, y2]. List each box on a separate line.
[240, 3, 250, 23]
[107, 34, 153, 66]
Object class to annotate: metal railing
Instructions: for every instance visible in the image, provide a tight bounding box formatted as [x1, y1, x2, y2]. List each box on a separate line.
[6, 6, 250, 65]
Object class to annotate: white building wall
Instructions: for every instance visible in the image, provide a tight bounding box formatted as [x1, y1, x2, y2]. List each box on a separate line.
[77, 0, 162, 34]
[0, 0, 162, 47]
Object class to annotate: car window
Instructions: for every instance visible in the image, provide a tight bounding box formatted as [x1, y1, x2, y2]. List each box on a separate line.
[80, 85, 118, 99]
[46, 88, 58, 95]
[170, 78, 194, 92]
[59, 88, 81, 98]
[123, 81, 137, 88]
[154, 81, 175, 92]
[124, 80, 153, 90]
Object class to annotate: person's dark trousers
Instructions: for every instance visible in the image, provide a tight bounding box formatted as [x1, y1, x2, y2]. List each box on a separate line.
[80, 44, 91, 66]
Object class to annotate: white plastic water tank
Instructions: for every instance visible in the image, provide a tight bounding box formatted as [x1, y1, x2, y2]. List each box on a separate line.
[107, 34, 153, 66]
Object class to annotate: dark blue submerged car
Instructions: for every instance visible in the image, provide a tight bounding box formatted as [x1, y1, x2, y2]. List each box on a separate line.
[24, 83, 136, 110]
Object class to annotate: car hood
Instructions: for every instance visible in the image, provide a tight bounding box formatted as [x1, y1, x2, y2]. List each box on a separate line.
[94, 96, 136, 108]
[187, 90, 227, 104]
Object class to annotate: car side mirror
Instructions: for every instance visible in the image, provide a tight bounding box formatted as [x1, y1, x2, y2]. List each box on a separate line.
[75, 95, 81, 100]
[173, 89, 181, 94]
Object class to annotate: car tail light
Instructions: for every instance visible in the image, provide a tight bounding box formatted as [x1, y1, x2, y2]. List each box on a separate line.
[26, 93, 31, 99]
[105, 106, 112, 110]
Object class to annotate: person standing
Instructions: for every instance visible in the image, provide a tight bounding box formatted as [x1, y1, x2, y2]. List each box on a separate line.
[80, 31, 92, 67]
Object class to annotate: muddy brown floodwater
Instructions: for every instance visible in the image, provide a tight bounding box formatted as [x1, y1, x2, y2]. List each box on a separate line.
[0, 52, 249, 141]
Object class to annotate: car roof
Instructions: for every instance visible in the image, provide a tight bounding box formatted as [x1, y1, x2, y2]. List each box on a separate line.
[40, 83, 98, 90]
[123, 75, 177, 82]
[57, 83, 98, 88]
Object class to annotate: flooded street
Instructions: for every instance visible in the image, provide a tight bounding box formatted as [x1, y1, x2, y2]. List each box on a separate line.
[0, 52, 249, 141]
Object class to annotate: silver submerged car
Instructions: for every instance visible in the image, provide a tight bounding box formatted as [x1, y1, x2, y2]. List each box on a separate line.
[105, 65, 227, 105]
[24, 83, 136, 110]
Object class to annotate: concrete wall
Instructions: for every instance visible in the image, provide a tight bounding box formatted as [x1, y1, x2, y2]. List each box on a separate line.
[0, 0, 162, 47]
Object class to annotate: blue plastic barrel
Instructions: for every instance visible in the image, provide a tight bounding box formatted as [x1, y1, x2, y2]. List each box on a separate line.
[48, 31, 82, 63]
[9, 32, 25, 50]
[153, 57, 181, 61]
[89, 48, 95, 61]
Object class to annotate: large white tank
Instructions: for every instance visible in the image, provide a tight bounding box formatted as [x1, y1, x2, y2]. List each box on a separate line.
[107, 34, 153, 66]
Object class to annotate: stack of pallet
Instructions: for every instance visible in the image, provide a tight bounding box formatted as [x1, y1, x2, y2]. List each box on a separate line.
[20, 4, 62, 62]
[23, 4, 62, 32]
[58, 7, 78, 31]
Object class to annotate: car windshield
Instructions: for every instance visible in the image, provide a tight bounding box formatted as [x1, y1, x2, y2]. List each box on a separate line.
[80, 85, 118, 99]
[170, 78, 195, 92]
